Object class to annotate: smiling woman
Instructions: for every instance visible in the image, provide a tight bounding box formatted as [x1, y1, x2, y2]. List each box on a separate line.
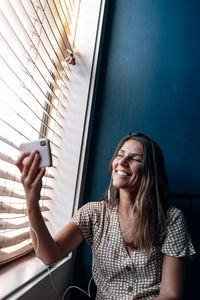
[16, 131, 195, 299]
[70, 133, 195, 299]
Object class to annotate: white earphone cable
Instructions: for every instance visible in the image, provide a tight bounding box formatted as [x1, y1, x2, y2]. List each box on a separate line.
[30, 226, 94, 299]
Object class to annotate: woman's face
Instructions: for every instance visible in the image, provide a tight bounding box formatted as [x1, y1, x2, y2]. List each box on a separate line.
[112, 139, 144, 193]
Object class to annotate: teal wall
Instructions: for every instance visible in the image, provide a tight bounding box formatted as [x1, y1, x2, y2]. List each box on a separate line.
[71, 1, 200, 299]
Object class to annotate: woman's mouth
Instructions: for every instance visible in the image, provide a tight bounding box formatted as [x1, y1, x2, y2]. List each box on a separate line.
[117, 170, 130, 177]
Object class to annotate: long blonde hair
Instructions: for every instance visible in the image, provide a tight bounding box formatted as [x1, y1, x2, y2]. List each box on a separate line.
[106, 133, 169, 253]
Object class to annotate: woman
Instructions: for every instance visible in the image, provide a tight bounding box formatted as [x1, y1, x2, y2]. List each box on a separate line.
[16, 132, 195, 299]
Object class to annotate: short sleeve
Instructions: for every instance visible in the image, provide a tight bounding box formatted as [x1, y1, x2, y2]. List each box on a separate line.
[161, 207, 196, 258]
[70, 201, 99, 246]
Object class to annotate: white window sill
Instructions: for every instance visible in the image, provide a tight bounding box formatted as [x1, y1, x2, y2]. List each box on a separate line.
[0, 252, 73, 300]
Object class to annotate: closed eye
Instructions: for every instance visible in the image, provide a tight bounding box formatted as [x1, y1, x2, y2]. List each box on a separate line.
[132, 158, 143, 162]
[117, 154, 142, 162]
[117, 154, 123, 158]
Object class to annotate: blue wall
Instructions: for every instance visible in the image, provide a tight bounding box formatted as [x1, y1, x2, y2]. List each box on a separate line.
[71, 1, 200, 299]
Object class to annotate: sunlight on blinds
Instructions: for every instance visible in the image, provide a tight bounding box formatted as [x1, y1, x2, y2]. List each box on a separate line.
[0, 0, 80, 265]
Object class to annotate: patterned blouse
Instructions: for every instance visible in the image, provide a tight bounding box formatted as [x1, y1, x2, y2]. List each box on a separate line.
[71, 201, 195, 300]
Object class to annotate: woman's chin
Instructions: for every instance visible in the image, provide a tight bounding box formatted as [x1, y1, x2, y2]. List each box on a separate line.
[113, 182, 128, 190]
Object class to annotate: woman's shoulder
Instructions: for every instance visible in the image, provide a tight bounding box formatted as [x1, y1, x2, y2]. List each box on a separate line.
[162, 206, 196, 257]
[166, 206, 187, 227]
[167, 206, 183, 217]
[78, 200, 108, 213]
[71, 200, 107, 224]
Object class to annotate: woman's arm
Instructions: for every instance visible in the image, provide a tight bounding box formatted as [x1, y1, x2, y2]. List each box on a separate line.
[16, 151, 83, 265]
[155, 254, 186, 300]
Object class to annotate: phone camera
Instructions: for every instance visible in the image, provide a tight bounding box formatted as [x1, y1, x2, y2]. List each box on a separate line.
[40, 140, 46, 146]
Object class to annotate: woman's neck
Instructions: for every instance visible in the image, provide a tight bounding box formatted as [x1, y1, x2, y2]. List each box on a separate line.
[118, 190, 137, 218]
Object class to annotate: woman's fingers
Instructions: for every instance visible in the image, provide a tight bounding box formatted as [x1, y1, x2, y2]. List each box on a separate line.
[22, 152, 36, 178]
[15, 152, 30, 173]
[16, 150, 46, 209]
[33, 167, 46, 188]
[22, 151, 41, 186]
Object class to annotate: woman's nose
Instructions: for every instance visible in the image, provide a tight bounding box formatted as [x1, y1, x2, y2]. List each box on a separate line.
[119, 156, 128, 166]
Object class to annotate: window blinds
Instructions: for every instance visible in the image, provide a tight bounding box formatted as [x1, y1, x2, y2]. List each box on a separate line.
[0, 0, 80, 265]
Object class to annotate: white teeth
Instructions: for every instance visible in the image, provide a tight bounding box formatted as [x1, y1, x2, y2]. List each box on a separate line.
[117, 170, 127, 176]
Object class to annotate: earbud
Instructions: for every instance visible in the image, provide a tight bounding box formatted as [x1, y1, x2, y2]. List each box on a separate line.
[107, 176, 112, 202]
[108, 186, 111, 202]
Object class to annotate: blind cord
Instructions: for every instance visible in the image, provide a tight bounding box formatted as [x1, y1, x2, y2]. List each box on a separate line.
[30, 226, 94, 299]
[65, 0, 81, 66]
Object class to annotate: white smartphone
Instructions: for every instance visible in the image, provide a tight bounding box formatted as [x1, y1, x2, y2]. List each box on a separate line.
[19, 138, 52, 168]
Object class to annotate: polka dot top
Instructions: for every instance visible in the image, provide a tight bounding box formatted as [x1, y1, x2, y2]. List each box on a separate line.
[71, 201, 195, 299]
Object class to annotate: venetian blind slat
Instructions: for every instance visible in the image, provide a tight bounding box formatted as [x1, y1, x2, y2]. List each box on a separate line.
[1, 203, 49, 214]
[1, 217, 48, 230]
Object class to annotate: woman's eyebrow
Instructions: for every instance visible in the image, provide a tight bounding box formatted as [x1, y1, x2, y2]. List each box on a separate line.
[119, 149, 143, 157]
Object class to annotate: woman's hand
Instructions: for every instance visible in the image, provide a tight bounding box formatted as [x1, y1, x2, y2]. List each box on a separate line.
[16, 151, 46, 210]
[16, 150, 84, 264]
